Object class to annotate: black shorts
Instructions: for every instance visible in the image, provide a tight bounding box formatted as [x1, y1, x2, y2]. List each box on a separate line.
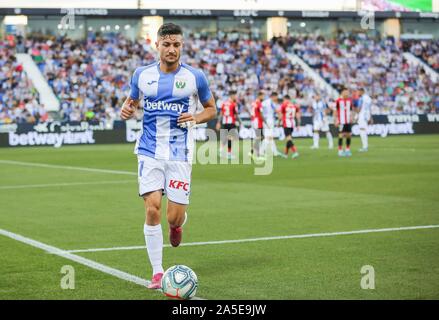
[222, 123, 236, 131]
[339, 124, 352, 133]
[284, 127, 294, 137]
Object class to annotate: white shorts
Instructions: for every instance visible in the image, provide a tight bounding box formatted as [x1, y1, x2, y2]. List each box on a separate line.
[313, 120, 329, 132]
[137, 154, 192, 205]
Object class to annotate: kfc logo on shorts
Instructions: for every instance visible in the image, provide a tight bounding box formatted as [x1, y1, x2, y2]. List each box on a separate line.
[168, 179, 189, 191]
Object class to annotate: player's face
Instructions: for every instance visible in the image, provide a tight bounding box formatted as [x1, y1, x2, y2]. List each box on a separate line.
[342, 90, 349, 99]
[156, 34, 183, 66]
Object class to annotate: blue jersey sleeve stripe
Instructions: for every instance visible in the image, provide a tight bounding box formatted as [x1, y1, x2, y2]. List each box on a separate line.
[129, 63, 158, 100]
[129, 67, 144, 100]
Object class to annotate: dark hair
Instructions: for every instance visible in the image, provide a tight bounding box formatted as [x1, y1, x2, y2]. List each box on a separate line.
[283, 95, 290, 100]
[271, 92, 278, 97]
[157, 23, 183, 38]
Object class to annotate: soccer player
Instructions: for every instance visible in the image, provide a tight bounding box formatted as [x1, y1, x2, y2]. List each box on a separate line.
[278, 95, 300, 158]
[216, 90, 240, 159]
[357, 88, 372, 152]
[335, 88, 354, 157]
[248, 91, 265, 160]
[261, 92, 284, 157]
[119, 23, 216, 289]
[311, 94, 333, 149]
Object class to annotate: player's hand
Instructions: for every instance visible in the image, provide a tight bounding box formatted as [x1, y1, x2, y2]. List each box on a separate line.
[178, 113, 197, 129]
[120, 100, 136, 120]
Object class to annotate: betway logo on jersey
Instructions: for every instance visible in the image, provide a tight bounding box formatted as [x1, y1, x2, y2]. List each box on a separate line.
[168, 179, 189, 191]
[145, 100, 185, 113]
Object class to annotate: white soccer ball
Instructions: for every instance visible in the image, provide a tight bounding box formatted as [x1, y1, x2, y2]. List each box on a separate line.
[161, 265, 198, 300]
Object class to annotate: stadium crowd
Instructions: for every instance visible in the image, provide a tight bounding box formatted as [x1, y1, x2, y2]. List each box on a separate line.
[1, 31, 438, 125]
[402, 39, 439, 72]
[183, 36, 330, 117]
[291, 33, 439, 115]
[0, 40, 50, 125]
[27, 34, 156, 125]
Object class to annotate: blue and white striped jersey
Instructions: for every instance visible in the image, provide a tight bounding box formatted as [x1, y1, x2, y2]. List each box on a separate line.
[312, 100, 327, 122]
[262, 98, 277, 122]
[129, 62, 212, 162]
[358, 94, 372, 118]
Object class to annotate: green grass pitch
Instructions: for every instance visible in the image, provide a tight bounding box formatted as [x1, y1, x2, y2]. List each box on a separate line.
[0, 135, 438, 299]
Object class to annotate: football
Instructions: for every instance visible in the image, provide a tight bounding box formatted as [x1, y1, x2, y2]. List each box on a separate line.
[161, 265, 198, 299]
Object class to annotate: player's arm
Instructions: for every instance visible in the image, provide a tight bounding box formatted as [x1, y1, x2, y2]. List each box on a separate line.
[196, 97, 217, 124]
[120, 97, 140, 120]
[260, 106, 265, 124]
[334, 101, 339, 127]
[296, 107, 302, 127]
[235, 104, 243, 126]
[215, 105, 223, 131]
[351, 100, 357, 123]
[276, 106, 283, 126]
[178, 96, 217, 128]
[121, 67, 142, 120]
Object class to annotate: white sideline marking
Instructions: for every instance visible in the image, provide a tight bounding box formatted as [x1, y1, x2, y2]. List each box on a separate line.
[65, 224, 439, 253]
[0, 180, 135, 190]
[0, 228, 205, 300]
[0, 160, 136, 176]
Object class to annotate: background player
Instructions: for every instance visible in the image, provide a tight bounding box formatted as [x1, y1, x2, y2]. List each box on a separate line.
[335, 87, 354, 157]
[120, 23, 216, 289]
[216, 90, 240, 159]
[357, 88, 373, 152]
[311, 94, 334, 149]
[278, 95, 300, 158]
[248, 91, 265, 161]
[261, 92, 284, 158]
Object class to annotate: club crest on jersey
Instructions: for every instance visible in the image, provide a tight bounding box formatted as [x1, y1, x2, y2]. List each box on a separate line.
[175, 80, 186, 89]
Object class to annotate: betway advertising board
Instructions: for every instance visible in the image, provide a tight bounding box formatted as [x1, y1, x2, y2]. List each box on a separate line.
[1, 114, 438, 148]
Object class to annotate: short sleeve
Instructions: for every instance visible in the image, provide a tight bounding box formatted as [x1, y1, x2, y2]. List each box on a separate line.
[129, 68, 142, 100]
[195, 71, 212, 104]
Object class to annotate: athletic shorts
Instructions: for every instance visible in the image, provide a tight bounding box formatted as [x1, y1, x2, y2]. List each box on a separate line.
[339, 124, 352, 133]
[313, 120, 329, 132]
[222, 123, 236, 131]
[137, 154, 192, 205]
[283, 127, 294, 137]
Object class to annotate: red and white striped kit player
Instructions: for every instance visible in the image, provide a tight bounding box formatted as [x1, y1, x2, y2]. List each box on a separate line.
[251, 99, 263, 129]
[335, 97, 353, 125]
[220, 99, 238, 125]
[279, 100, 300, 128]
